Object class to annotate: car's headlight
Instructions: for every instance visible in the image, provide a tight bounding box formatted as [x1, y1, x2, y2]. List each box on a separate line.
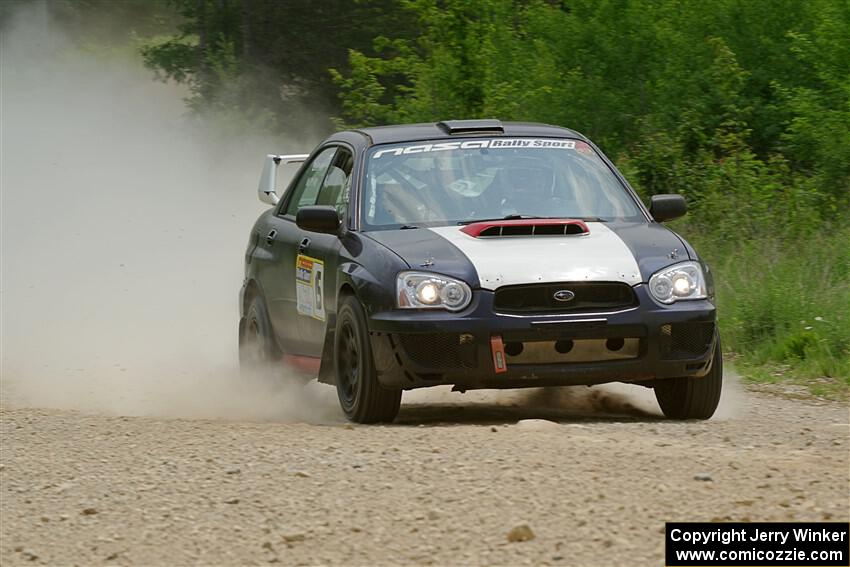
[397, 271, 472, 311]
[648, 261, 707, 304]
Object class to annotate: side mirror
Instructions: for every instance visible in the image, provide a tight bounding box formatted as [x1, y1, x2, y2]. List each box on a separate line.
[296, 206, 340, 235]
[650, 194, 687, 222]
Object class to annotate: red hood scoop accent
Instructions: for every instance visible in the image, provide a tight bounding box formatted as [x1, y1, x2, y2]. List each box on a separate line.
[460, 219, 590, 238]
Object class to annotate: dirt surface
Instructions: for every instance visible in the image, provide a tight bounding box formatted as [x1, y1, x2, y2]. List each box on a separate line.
[1, 378, 848, 567]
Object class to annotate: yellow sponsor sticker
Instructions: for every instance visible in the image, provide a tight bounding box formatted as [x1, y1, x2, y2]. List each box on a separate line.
[295, 254, 325, 321]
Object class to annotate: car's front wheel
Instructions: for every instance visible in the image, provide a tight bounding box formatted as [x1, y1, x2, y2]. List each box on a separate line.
[334, 295, 401, 423]
[654, 338, 723, 419]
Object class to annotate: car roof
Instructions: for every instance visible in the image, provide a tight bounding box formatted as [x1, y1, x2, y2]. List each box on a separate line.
[326, 120, 588, 147]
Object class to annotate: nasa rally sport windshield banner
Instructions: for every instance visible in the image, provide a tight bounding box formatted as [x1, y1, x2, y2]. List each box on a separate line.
[372, 138, 577, 158]
[665, 522, 849, 567]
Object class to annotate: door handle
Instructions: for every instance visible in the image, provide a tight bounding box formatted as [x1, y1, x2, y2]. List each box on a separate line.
[265, 229, 277, 245]
[299, 237, 311, 253]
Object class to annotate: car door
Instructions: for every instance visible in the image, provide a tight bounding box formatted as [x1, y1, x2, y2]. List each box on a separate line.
[296, 146, 355, 355]
[258, 146, 336, 355]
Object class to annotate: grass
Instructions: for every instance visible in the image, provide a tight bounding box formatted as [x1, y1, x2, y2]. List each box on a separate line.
[687, 225, 850, 400]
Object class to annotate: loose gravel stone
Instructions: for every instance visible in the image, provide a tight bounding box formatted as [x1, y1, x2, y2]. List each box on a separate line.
[506, 524, 535, 542]
[515, 419, 560, 430]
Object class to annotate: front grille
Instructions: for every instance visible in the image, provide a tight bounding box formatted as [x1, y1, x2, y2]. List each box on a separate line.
[660, 322, 715, 359]
[493, 282, 638, 314]
[397, 333, 477, 369]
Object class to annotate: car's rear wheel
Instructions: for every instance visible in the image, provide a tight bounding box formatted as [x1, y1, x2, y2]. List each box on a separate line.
[239, 293, 281, 382]
[654, 338, 723, 419]
[335, 295, 401, 423]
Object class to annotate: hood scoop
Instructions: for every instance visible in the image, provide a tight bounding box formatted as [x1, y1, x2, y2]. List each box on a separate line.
[460, 219, 590, 238]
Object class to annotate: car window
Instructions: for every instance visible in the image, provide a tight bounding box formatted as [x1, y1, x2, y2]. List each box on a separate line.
[362, 138, 643, 229]
[284, 147, 337, 216]
[316, 148, 354, 218]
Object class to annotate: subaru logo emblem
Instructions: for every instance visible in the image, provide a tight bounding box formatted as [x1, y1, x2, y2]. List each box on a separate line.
[553, 290, 576, 302]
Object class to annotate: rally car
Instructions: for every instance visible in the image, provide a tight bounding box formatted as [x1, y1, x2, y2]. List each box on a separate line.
[239, 119, 721, 423]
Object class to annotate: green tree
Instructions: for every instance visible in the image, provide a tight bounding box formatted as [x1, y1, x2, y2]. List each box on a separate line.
[140, 0, 417, 133]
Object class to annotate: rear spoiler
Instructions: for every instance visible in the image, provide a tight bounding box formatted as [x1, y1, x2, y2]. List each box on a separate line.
[257, 153, 309, 205]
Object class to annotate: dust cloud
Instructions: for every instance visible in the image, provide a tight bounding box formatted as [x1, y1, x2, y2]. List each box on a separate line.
[0, 3, 340, 422]
[400, 372, 744, 423]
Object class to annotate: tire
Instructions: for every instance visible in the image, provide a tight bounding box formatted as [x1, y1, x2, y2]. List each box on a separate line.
[334, 295, 401, 423]
[654, 337, 723, 419]
[239, 293, 281, 382]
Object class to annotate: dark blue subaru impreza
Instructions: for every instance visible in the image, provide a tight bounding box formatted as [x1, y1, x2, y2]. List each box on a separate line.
[239, 119, 721, 423]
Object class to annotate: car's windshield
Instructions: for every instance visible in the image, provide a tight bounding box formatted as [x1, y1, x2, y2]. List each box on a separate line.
[361, 137, 644, 229]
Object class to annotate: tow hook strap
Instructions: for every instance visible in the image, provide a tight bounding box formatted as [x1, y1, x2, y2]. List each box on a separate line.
[490, 335, 507, 374]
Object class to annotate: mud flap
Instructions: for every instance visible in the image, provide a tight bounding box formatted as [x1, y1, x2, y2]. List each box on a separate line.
[317, 312, 337, 385]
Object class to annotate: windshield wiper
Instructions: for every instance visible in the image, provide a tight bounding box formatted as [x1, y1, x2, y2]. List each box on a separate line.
[458, 214, 608, 225]
[398, 224, 419, 230]
[458, 214, 546, 225]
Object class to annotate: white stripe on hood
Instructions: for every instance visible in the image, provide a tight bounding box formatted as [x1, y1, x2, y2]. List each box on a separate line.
[427, 222, 641, 290]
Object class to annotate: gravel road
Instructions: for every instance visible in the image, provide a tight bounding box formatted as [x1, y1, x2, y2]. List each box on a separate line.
[1, 377, 848, 566]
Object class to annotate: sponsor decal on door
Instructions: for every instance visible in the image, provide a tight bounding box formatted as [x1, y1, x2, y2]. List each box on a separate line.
[295, 254, 326, 321]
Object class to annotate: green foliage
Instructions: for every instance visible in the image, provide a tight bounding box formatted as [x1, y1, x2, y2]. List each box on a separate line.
[138, 0, 418, 133]
[333, 0, 849, 209]
[779, 1, 850, 206]
[694, 227, 850, 391]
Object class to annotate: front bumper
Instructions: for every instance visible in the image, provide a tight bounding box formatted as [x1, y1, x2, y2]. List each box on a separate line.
[369, 284, 717, 389]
